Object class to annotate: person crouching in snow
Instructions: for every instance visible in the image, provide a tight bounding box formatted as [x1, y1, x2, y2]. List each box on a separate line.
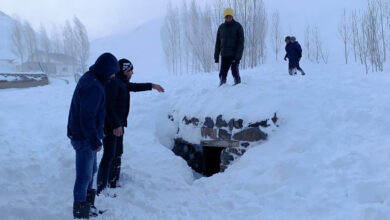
[214, 8, 244, 86]
[97, 58, 164, 195]
[284, 36, 306, 76]
[67, 53, 119, 219]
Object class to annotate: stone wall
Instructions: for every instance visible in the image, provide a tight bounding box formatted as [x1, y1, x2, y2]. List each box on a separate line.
[170, 113, 279, 176]
[0, 73, 49, 89]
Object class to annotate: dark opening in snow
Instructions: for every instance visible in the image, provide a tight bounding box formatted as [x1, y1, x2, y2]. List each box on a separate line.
[202, 146, 224, 177]
[173, 139, 205, 175]
[172, 139, 234, 177]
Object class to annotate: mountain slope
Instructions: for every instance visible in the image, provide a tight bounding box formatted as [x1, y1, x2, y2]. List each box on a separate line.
[90, 19, 165, 80]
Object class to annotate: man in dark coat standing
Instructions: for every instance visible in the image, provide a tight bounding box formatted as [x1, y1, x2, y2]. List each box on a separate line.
[214, 8, 245, 86]
[67, 53, 119, 219]
[284, 36, 306, 75]
[97, 58, 164, 195]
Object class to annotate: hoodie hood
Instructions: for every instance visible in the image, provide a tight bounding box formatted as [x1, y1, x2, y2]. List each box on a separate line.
[89, 53, 119, 81]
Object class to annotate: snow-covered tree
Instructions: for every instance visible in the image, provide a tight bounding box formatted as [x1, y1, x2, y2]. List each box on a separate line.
[23, 21, 37, 62]
[73, 16, 90, 73]
[38, 24, 51, 63]
[270, 10, 283, 61]
[11, 18, 26, 65]
[338, 9, 350, 64]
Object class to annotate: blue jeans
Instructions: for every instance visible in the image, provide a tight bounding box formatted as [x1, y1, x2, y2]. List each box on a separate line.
[71, 139, 97, 202]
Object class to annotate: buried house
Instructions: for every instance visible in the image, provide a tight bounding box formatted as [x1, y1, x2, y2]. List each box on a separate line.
[19, 52, 81, 76]
[168, 114, 278, 177]
[158, 86, 280, 177]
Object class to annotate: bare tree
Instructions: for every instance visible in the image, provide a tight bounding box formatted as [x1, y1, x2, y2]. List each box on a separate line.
[304, 25, 312, 61]
[23, 21, 37, 62]
[63, 20, 77, 61]
[161, 2, 181, 75]
[343, 0, 386, 73]
[376, 0, 387, 61]
[366, 0, 384, 72]
[304, 25, 328, 64]
[359, 12, 370, 73]
[350, 10, 359, 63]
[10, 19, 26, 66]
[270, 10, 283, 61]
[73, 16, 90, 73]
[38, 24, 51, 63]
[50, 24, 64, 53]
[338, 9, 350, 64]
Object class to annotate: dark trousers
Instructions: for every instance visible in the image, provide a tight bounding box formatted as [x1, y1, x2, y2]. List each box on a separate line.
[288, 59, 305, 75]
[97, 133, 123, 193]
[219, 57, 241, 84]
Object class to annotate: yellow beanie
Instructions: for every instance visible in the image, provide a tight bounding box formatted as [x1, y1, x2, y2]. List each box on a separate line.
[223, 8, 234, 18]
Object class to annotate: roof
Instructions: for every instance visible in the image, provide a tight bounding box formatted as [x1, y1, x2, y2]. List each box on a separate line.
[28, 51, 78, 64]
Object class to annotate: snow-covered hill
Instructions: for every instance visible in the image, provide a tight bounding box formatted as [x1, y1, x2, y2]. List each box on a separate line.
[90, 19, 165, 80]
[1, 62, 390, 220]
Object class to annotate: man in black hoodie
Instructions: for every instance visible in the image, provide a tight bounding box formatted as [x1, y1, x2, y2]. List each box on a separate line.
[214, 8, 245, 86]
[97, 58, 164, 195]
[67, 53, 119, 219]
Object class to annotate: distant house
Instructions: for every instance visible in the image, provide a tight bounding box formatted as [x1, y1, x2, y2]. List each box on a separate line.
[19, 52, 81, 76]
[0, 59, 17, 72]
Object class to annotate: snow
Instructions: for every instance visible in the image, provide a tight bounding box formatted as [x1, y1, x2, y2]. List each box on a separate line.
[0, 75, 21, 81]
[1, 0, 390, 219]
[1, 61, 390, 219]
[0, 73, 45, 82]
[0, 72, 45, 75]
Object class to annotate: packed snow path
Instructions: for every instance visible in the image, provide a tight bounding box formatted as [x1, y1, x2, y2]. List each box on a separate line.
[1, 64, 390, 220]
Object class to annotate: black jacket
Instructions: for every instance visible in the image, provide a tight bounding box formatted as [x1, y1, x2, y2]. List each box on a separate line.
[214, 19, 245, 61]
[67, 53, 119, 150]
[285, 41, 302, 61]
[104, 72, 152, 135]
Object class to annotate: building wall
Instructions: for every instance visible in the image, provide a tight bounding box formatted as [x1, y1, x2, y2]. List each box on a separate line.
[0, 61, 17, 72]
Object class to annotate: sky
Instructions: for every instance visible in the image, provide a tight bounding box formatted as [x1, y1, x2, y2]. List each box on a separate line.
[1, 0, 366, 41]
[1, 0, 177, 40]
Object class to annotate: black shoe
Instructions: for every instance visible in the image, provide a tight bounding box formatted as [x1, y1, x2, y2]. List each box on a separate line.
[86, 190, 98, 217]
[73, 202, 90, 219]
[234, 77, 241, 85]
[86, 190, 96, 206]
[219, 76, 226, 86]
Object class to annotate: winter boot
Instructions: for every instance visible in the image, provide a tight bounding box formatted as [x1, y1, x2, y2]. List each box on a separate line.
[73, 201, 90, 219]
[219, 78, 227, 86]
[86, 189, 98, 217]
[234, 77, 241, 85]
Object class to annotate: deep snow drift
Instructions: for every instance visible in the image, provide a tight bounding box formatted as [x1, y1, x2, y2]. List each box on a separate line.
[1, 62, 390, 220]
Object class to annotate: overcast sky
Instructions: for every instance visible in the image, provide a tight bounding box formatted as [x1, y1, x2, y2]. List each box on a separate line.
[1, 0, 176, 40]
[1, 0, 363, 41]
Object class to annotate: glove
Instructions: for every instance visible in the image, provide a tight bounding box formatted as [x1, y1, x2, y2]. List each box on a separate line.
[215, 59, 219, 63]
